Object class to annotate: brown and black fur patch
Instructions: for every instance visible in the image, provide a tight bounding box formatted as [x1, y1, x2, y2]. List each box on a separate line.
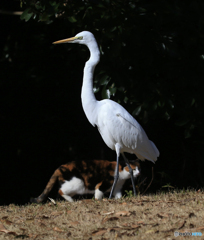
[30, 159, 140, 203]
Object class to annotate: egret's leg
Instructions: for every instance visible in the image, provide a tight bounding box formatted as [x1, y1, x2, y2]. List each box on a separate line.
[122, 153, 137, 196]
[109, 144, 120, 199]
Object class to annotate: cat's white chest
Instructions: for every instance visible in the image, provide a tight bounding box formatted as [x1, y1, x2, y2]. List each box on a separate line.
[60, 177, 95, 195]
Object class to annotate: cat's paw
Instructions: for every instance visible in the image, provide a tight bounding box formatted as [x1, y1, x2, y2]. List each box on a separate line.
[114, 192, 122, 199]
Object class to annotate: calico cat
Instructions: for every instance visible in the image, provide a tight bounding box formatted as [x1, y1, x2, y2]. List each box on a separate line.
[30, 159, 140, 203]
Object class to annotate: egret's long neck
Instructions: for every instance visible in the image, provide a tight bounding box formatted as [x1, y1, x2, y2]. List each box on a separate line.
[81, 41, 100, 126]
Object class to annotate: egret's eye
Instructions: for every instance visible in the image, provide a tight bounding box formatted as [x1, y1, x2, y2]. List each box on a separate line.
[77, 36, 83, 40]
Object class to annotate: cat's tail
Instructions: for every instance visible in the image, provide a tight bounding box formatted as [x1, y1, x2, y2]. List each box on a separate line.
[30, 169, 60, 204]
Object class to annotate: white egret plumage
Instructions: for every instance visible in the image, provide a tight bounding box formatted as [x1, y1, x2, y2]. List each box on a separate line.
[53, 31, 159, 198]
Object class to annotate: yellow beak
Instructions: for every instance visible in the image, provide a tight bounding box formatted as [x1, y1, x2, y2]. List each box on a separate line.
[52, 36, 77, 44]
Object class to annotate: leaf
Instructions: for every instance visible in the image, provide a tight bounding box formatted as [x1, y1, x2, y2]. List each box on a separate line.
[178, 220, 186, 229]
[115, 211, 131, 217]
[110, 26, 117, 32]
[151, 102, 158, 110]
[120, 223, 129, 227]
[102, 198, 109, 201]
[17, 234, 30, 238]
[69, 221, 80, 226]
[93, 86, 100, 93]
[97, 4, 106, 8]
[53, 227, 64, 232]
[99, 74, 110, 85]
[102, 86, 110, 99]
[102, 217, 119, 224]
[48, 197, 56, 205]
[189, 212, 196, 218]
[39, 222, 47, 228]
[162, 183, 174, 188]
[39, 12, 50, 22]
[83, 6, 92, 19]
[157, 213, 169, 218]
[101, 211, 114, 215]
[51, 211, 63, 216]
[20, 8, 33, 21]
[168, 99, 174, 108]
[26, 217, 34, 221]
[124, 96, 128, 103]
[19, 228, 26, 232]
[132, 105, 142, 116]
[189, 223, 195, 228]
[68, 16, 77, 23]
[49, 1, 59, 7]
[175, 118, 190, 126]
[164, 111, 170, 120]
[0, 223, 7, 232]
[107, 227, 120, 232]
[183, 198, 195, 203]
[191, 98, 195, 106]
[109, 86, 117, 96]
[158, 100, 165, 107]
[131, 224, 141, 229]
[92, 229, 107, 236]
[137, 221, 145, 225]
[194, 226, 204, 231]
[145, 229, 155, 234]
[0, 223, 17, 235]
[4, 220, 12, 225]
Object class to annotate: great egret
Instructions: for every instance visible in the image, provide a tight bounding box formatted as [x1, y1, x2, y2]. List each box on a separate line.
[53, 31, 159, 198]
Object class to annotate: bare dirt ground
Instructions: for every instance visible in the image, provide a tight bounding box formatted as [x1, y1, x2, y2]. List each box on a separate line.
[0, 190, 204, 240]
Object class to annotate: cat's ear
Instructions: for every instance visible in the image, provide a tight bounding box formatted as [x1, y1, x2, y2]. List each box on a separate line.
[129, 159, 140, 166]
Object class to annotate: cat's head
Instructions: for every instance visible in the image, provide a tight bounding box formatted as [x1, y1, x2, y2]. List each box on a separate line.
[129, 160, 140, 178]
[120, 160, 140, 179]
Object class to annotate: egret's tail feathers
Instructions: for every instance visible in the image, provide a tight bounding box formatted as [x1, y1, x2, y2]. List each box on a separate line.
[135, 153, 146, 161]
[135, 140, 159, 163]
[149, 141, 160, 161]
[136, 152, 156, 163]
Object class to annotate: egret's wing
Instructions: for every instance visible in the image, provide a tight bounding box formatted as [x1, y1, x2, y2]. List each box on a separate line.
[96, 100, 159, 162]
[116, 113, 159, 161]
[114, 113, 139, 149]
[98, 100, 159, 162]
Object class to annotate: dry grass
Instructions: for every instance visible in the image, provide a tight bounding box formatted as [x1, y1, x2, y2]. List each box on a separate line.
[0, 190, 204, 240]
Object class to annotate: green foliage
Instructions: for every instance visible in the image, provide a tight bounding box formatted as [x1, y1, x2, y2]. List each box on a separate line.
[19, 0, 204, 138]
[162, 183, 174, 189]
[20, 8, 34, 21]
[125, 190, 134, 198]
